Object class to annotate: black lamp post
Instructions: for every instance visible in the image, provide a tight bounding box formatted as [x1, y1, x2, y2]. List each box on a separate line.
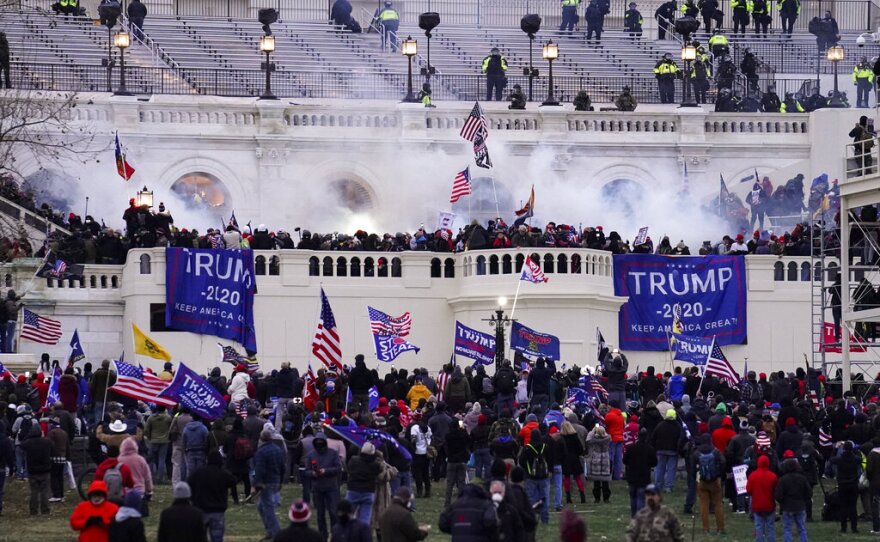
[680, 42, 697, 107]
[113, 31, 132, 96]
[521, 14, 542, 102]
[542, 40, 560, 106]
[402, 36, 419, 102]
[418, 13, 439, 83]
[484, 296, 513, 373]
[827, 45, 846, 107]
[259, 34, 277, 100]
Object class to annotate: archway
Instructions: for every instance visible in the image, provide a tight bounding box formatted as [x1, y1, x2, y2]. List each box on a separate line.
[170, 172, 231, 212]
[600, 179, 643, 215]
[328, 179, 373, 212]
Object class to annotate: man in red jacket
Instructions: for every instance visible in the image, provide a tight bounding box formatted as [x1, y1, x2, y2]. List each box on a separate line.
[605, 400, 626, 480]
[746, 455, 778, 542]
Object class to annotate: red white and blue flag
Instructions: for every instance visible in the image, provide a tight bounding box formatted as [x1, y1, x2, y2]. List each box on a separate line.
[312, 288, 343, 371]
[115, 132, 136, 181]
[368, 306, 412, 337]
[705, 339, 740, 387]
[520, 257, 548, 283]
[450, 167, 472, 203]
[21, 309, 62, 345]
[111, 360, 176, 407]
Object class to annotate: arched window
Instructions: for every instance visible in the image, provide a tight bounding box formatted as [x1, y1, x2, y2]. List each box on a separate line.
[786, 261, 798, 281]
[571, 254, 582, 274]
[378, 257, 388, 277]
[364, 257, 375, 277]
[170, 172, 231, 213]
[489, 255, 499, 275]
[773, 261, 784, 281]
[476, 255, 487, 276]
[430, 258, 441, 278]
[336, 257, 348, 277]
[800, 262, 811, 281]
[89, 276, 97, 288]
[139, 254, 151, 274]
[111, 276, 119, 288]
[255, 255, 267, 275]
[444, 258, 455, 278]
[328, 179, 374, 213]
[543, 253, 554, 274]
[557, 254, 568, 274]
[391, 258, 402, 278]
[100, 275, 107, 288]
[308, 256, 319, 277]
[322, 257, 334, 277]
[269, 256, 280, 276]
[502, 255, 512, 274]
[350, 257, 361, 277]
[515, 254, 525, 273]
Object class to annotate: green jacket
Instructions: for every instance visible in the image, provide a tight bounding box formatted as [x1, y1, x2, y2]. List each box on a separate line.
[145, 412, 172, 444]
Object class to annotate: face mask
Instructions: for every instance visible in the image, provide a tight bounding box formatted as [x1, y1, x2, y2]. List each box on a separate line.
[491, 493, 504, 503]
[315, 441, 327, 451]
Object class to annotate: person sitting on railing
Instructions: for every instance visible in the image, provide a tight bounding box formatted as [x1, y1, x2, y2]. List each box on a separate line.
[573, 91, 594, 111]
[507, 85, 526, 110]
[614, 86, 638, 111]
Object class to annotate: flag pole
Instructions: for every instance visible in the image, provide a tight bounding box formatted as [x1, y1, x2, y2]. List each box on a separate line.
[490, 178, 500, 218]
[696, 335, 716, 397]
[507, 271, 524, 359]
[22, 248, 52, 298]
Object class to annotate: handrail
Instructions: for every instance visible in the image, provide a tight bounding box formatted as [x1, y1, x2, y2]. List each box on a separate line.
[357, 6, 437, 75]
[119, 12, 182, 71]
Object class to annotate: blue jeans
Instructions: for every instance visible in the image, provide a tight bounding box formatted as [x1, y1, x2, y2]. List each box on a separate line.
[609, 442, 624, 480]
[93, 401, 106, 425]
[148, 442, 169, 482]
[495, 394, 515, 415]
[3, 321, 14, 353]
[15, 445, 27, 479]
[754, 511, 775, 542]
[258, 483, 281, 537]
[204, 511, 225, 542]
[185, 451, 206, 476]
[390, 471, 411, 495]
[525, 478, 551, 524]
[473, 448, 492, 480]
[782, 511, 807, 542]
[552, 465, 563, 509]
[654, 451, 677, 491]
[345, 490, 375, 526]
[629, 484, 645, 517]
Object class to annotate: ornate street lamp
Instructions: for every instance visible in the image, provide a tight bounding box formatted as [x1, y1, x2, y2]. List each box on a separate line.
[401, 36, 419, 102]
[542, 40, 560, 106]
[259, 34, 277, 100]
[113, 31, 132, 96]
[680, 42, 697, 107]
[827, 45, 846, 107]
[136, 185, 153, 208]
[485, 296, 513, 372]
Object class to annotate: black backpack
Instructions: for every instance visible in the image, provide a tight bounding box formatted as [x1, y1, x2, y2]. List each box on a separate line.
[526, 444, 549, 479]
[497, 369, 516, 394]
[16, 416, 32, 441]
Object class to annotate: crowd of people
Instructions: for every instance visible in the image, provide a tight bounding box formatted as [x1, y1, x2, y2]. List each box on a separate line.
[1, 350, 880, 542]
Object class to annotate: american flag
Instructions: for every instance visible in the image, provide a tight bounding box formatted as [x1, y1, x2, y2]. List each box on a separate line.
[459, 101, 488, 142]
[449, 167, 472, 203]
[21, 309, 62, 345]
[437, 369, 450, 402]
[565, 387, 590, 408]
[0, 361, 15, 380]
[312, 288, 343, 371]
[110, 360, 176, 407]
[819, 424, 832, 447]
[218, 343, 259, 374]
[52, 260, 67, 277]
[705, 339, 740, 387]
[302, 361, 319, 411]
[368, 306, 412, 337]
[520, 257, 548, 283]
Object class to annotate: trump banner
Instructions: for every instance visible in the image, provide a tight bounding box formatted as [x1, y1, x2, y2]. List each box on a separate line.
[613, 255, 747, 351]
[454, 321, 496, 365]
[158, 362, 227, 421]
[510, 321, 561, 360]
[672, 333, 713, 365]
[165, 248, 257, 352]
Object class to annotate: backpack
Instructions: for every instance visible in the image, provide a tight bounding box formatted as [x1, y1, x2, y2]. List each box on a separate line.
[482, 377, 494, 395]
[698, 450, 719, 481]
[104, 464, 124, 503]
[526, 444, 549, 479]
[16, 416, 33, 441]
[232, 436, 254, 461]
[497, 370, 516, 394]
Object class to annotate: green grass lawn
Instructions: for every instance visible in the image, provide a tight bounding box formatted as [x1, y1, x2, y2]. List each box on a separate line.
[0, 477, 877, 541]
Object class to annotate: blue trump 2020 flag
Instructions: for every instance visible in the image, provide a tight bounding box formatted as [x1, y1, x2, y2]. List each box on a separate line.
[368, 386, 380, 411]
[45, 366, 61, 408]
[373, 335, 420, 362]
[612, 254, 747, 351]
[454, 321, 496, 365]
[510, 321, 561, 360]
[165, 248, 257, 352]
[673, 333, 713, 365]
[326, 424, 412, 461]
[158, 362, 227, 421]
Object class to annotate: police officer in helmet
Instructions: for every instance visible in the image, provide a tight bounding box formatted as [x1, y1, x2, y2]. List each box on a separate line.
[482, 47, 508, 101]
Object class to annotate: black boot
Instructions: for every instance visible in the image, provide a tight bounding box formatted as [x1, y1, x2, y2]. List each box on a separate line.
[593, 486, 601, 503]
[424, 487, 431, 499]
[566, 492, 572, 504]
[416, 487, 423, 498]
[580, 490, 586, 504]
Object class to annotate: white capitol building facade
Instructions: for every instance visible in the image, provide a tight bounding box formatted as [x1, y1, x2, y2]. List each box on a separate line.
[1, 92, 868, 376]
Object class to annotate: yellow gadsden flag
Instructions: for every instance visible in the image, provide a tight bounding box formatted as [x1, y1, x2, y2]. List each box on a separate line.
[132, 323, 172, 362]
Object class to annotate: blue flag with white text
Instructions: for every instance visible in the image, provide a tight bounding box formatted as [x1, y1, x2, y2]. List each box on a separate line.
[368, 386, 380, 411]
[165, 248, 257, 352]
[672, 333, 713, 365]
[45, 366, 61, 408]
[158, 362, 227, 421]
[373, 335, 420, 362]
[454, 321, 496, 365]
[510, 321, 561, 360]
[327, 424, 412, 461]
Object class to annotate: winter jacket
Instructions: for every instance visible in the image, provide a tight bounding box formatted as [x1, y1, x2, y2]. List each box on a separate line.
[638, 373, 664, 404]
[518, 422, 540, 445]
[379, 500, 428, 542]
[274, 522, 326, 542]
[59, 373, 80, 412]
[117, 438, 153, 494]
[667, 374, 686, 402]
[605, 408, 625, 443]
[586, 431, 612, 482]
[227, 372, 250, 405]
[347, 453, 381, 492]
[428, 412, 452, 446]
[446, 425, 471, 463]
[746, 455, 778, 513]
[831, 449, 861, 487]
[711, 419, 736, 456]
[144, 413, 172, 445]
[253, 441, 285, 486]
[649, 419, 681, 453]
[188, 463, 236, 513]
[774, 460, 812, 513]
[331, 517, 372, 542]
[406, 383, 431, 410]
[304, 446, 343, 492]
[438, 484, 499, 542]
[775, 425, 803, 459]
[95, 457, 135, 493]
[561, 433, 584, 476]
[108, 507, 147, 542]
[70, 481, 120, 542]
[624, 439, 657, 487]
[20, 428, 52, 475]
[866, 446, 880, 489]
[182, 420, 208, 453]
[156, 500, 207, 542]
[445, 375, 472, 413]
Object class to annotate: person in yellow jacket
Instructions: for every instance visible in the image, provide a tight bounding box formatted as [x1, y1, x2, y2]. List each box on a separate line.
[653, 53, 680, 103]
[780, 92, 805, 112]
[406, 378, 432, 410]
[417, 83, 435, 108]
[731, 0, 753, 35]
[853, 56, 874, 108]
[560, 0, 580, 32]
[482, 47, 508, 101]
[374, 1, 400, 52]
[778, 0, 800, 36]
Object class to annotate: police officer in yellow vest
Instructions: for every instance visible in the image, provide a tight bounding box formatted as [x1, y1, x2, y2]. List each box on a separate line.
[780, 91, 805, 112]
[778, 0, 800, 36]
[375, 1, 400, 52]
[560, 0, 580, 32]
[653, 52, 680, 103]
[482, 47, 508, 101]
[854, 56, 874, 108]
[731, 0, 752, 35]
[751, 0, 770, 35]
[708, 29, 728, 58]
[58, 0, 79, 16]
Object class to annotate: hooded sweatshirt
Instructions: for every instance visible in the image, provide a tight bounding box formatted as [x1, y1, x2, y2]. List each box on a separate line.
[118, 437, 153, 494]
[70, 481, 120, 542]
[746, 455, 778, 513]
